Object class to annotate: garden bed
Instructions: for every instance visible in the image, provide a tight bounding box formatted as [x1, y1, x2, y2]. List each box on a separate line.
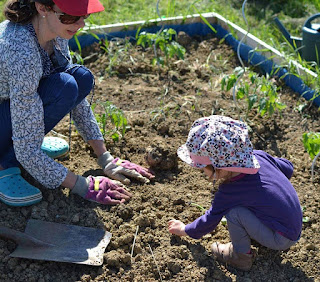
[0, 32, 319, 281]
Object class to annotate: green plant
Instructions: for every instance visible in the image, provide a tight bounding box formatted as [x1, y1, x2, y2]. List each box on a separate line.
[189, 202, 206, 214]
[302, 132, 320, 181]
[221, 67, 286, 120]
[302, 132, 320, 159]
[70, 31, 84, 64]
[70, 29, 103, 65]
[136, 28, 186, 67]
[91, 101, 128, 142]
[301, 206, 311, 223]
[99, 37, 132, 75]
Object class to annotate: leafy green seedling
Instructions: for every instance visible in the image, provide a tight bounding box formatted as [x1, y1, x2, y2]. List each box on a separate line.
[302, 132, 320, 159]
[221, 68, 286, 120]
[301, 206, 311, 223]
[136, 28, 186, 67]
[221, 216, 227, 226]
[189, 202, 206, 215]
[92, 101, 128, 142]
[302, 132, 320, 181]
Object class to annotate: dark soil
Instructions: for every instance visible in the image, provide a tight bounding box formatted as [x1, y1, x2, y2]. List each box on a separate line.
[0, 32, 319, 282]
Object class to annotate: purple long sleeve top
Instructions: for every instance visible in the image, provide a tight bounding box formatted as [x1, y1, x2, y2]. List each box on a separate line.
[185, 150, 302, 241]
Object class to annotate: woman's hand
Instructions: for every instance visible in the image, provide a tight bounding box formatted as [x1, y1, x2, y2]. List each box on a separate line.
[71, 175, 132, 205]
[98, 152, 154, 185]
[168, 219, 187, 236]
[104, 158, 155, 184]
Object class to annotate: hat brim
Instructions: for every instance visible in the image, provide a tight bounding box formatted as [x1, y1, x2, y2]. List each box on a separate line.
[177, 145, 207, 169]
[53, 0, 105, 16]
[178, 145, 260, 174]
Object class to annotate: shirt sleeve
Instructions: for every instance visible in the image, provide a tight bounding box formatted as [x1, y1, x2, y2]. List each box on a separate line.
[5, 30, 68, 189]
[274, 157, 294, 179]
[71, 98, 104, 142]
[254, 150, 294, 180]
[185, 205, 223, 239]
[55, 37, 72, 64]
[54, 37, 103, 142]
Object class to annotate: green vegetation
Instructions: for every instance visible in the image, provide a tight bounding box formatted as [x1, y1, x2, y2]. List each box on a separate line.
[302, 132, 320, 181]
[221, 67, 286, 120]
[136, 28, 186, 67]
[189, 202, 206, 214]
[91, 101, 128, 142]
[302, 132, 320, 160]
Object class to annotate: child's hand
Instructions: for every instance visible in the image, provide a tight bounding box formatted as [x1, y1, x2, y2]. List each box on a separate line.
[168, 219, 187, 236]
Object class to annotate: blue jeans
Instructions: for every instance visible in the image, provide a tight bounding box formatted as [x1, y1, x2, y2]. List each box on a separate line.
[0, 65, 94, 169]
[226, 207, 298, 253]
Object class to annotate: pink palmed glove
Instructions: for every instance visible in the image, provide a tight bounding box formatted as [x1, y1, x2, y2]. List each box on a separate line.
[72, 175, 132, 205]
[98, 152, 155, 185]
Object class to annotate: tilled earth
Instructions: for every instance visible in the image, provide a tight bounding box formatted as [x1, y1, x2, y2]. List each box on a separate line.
[0, 33, 319, 281]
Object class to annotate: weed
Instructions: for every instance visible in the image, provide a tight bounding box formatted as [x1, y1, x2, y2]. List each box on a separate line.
[91, 101, 128, 142]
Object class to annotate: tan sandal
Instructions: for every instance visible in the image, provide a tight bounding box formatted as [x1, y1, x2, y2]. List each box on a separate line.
[211, 242, 255, 271]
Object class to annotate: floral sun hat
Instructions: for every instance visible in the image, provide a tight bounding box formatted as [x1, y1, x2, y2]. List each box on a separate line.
[177, 115, 260, 174]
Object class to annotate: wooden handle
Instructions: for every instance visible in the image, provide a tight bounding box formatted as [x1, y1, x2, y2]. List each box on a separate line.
[0, 226, 50, 247]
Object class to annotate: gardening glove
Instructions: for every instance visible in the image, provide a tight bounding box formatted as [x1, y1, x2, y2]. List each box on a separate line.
[98, 151, 155, 185]
[71, 175, 132, 205]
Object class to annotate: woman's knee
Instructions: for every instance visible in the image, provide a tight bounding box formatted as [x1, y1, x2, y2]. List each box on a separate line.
[39, 72, 79, 109]
[60, 75, 79, 109]
[67, 65, 94, 99]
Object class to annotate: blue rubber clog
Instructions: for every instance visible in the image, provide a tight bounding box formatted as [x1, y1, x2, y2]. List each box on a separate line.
[0, 167, 42, 207]
[41, 137, 69, 159]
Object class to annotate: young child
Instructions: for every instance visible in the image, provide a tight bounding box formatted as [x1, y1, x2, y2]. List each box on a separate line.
[168, 115, 302, 271]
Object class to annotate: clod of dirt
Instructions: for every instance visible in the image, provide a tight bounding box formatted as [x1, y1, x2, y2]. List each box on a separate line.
[145, 144, 178, 170]
[167, 260, 182, 274]
[116, 205, 133, 220]
[177, 31, 193, 48]
[134, 215, 151, 227]
[104, 250, 131, 267]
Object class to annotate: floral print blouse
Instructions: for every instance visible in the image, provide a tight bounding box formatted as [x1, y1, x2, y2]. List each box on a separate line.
[0, 20, 103, 189]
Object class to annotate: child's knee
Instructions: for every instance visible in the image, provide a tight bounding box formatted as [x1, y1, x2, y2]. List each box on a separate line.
[225, 206, 249, 221]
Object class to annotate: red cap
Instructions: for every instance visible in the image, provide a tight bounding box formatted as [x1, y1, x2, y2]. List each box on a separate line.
[53, 0, 105, 16]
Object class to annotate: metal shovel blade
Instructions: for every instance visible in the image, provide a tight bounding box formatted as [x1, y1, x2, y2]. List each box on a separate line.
[8, 219, 111, 266]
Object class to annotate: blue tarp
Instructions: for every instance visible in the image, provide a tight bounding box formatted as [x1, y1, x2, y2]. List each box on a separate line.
[69, 22, 320, 106]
